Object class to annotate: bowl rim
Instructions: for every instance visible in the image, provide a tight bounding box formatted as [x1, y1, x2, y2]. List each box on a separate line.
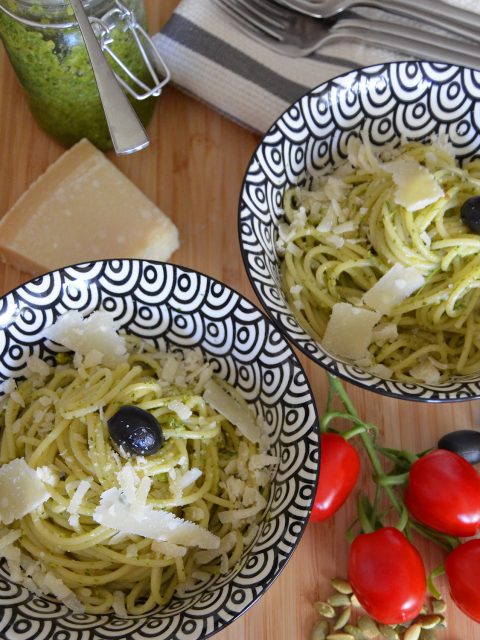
[237, 59, 480, 403]
[0, 258, 320, 639]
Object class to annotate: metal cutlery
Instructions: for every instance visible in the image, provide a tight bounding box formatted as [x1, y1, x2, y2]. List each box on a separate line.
[213, 0, 480, 65]
[273, 0, 480, 44]
[69, 0, 149, 155]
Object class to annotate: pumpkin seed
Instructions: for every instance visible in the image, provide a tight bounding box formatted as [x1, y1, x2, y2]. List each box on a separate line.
[328, 594, 352, 608]
[344, 624, 368, 640]
[403, 624, 422, 640]
[419, 630, 436, 640]
[431, 599, 446, 615]
[378, 624, 400, 639]
[416, 614, 442, 629]
[357, 615, 380, 638]
[332, 578, 353, 595]
[315, 601, 336, 618]
[326, 634, 355, 640]
[350, 594, 361, 608]
[333, 606, 351, 631]
[310, 620, 330, 640]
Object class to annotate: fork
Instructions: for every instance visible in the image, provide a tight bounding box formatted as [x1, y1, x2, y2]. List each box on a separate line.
[213, 0, 480, 65]
[274, 0, 480, 43]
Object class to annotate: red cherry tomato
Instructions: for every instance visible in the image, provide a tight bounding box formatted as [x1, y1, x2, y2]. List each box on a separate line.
[310, 433, 361, 522]
[445, 539, 480, 622]
[348, 527, 427, 624]
[404, 449, 480, 537]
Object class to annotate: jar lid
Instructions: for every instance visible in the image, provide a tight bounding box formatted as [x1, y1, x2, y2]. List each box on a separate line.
[0, 0, 170, 101]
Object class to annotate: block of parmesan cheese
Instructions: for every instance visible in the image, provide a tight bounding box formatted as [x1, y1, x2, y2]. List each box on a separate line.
[0, 139, 179, 275]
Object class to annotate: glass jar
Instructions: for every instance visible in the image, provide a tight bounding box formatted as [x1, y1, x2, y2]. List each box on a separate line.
[0, 0, 169, 150]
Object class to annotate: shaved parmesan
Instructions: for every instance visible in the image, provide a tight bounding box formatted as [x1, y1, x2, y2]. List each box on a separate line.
[0, 529, 21, 550]
[116, 464, 152, 519]
[45, 310, 128, 368]
[0, 458, 49, 524]
[67, 479, 91, 515]
[323, 303, 381, 361]
[176, 468, 202, 492]
[382, 158, 443, 212]
[218, 489, 266, 524]
[363, 263, 425, 314]
[93, 488, 220, 549]
[112, 590, 128, 618]
[26, 355, 50, 377]
[167, 399, 192, 421]
[203, 379, 261, 443]
[152, 540, 187, 557]
[42, 571, 84, 613]
[409, 361, 441, 385]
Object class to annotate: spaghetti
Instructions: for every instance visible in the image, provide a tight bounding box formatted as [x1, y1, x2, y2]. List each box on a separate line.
[0, 334, 275, 615]
[277, 136, 480, 383]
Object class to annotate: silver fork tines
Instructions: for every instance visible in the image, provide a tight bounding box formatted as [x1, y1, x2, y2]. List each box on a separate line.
[275, 0, 480, 44]
[212, 0, 480, 67]
[214, 0, 293, 41]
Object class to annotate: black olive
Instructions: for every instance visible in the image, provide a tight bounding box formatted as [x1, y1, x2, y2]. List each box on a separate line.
[437, 429, 480, 465]
[460, 196, 480, 234]
[107, 405, 163, 456]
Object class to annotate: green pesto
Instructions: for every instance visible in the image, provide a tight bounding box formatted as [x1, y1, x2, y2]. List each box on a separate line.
[0, 1, 156, 150]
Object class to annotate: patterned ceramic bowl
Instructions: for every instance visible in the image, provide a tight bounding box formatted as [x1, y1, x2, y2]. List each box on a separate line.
[0, 260, 318, 640]
[239, 60, 480, 402]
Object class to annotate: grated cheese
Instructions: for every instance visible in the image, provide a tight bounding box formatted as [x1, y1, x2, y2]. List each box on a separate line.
[409, 361, 441, 385]
[0, 529, 21, 550]
[112, 590, 128, 618]
[167, 399, 192, 421]
[152, 540, 187, 557]
[218, 489, 267, 524]
[67, 479, 91, 515]
[26, 356, 50, 378]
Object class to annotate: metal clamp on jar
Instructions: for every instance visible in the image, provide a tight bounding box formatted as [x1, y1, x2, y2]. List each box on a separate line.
[0, 0, 170, 150]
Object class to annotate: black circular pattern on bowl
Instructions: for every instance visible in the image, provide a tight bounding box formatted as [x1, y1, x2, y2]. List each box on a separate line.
[0, 260, 319, 640]
[238, 61, 480, 402]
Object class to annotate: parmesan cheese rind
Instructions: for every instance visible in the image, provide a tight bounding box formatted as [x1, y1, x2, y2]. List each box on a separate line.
[323, 303, 381, 361]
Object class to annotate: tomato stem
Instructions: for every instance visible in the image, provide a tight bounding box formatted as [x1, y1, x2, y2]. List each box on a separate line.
[328, 375, 404, 516]
[427, 565, 445, 599]
[324, 374, 462, 553]
[375, 471, 409, 486]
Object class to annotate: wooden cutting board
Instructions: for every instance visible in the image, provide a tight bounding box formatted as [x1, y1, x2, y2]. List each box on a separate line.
[0, 1, 479, 638]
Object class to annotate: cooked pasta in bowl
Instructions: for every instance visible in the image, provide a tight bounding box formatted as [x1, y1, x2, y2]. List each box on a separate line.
[0, 260, 318, 640]
[239, 60, 480, 402]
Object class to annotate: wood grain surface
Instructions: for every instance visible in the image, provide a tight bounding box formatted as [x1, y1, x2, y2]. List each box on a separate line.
[0, 1, 479, 638]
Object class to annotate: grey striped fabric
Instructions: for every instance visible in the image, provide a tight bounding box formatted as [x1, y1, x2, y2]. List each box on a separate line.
[152, 1, 461, 133]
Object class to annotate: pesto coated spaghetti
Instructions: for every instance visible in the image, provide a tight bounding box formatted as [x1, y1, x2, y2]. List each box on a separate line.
[0, 327, 275, 615]
[277, 136, 480, 384]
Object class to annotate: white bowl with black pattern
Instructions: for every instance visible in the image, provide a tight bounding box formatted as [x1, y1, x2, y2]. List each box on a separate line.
[238, 60, 480, 402]
[0, 259, 319, 640]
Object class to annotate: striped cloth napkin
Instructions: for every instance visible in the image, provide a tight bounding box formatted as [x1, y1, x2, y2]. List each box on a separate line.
[152, 0, 474, 134]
